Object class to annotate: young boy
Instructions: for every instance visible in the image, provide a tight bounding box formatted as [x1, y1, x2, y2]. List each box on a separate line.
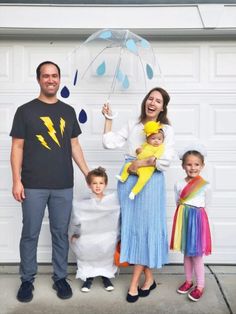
[69, 167, 120, 292]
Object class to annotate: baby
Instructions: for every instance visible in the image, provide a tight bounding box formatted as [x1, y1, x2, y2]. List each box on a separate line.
[117, 121, 165, 199]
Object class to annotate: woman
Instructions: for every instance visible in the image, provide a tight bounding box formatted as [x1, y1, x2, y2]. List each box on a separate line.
[102, 87, 175, 303]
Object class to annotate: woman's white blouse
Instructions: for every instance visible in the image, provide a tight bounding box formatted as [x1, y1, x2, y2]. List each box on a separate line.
[174, 179, 212, 210]
[103, 119, 175, 171]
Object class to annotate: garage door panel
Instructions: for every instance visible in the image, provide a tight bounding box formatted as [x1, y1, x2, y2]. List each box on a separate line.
[155, 45, 200, 82]
[213, 164, 236, 191]
[210, 105, 236, 136]
[0, 46, 13, 83]
[169, 104, 200, 138]
[209, 45, 236, 81]
[212, 222, 236, 247]
[0, 208, 21, 262]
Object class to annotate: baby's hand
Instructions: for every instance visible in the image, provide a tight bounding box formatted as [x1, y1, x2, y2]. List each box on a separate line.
[136, 147, 142, 155]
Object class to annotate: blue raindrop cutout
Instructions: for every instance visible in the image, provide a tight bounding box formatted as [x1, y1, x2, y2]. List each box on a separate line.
[99, 30, 112, 39]
[122, 75, 129, 89]
[78, 109, 87, 124]
[125, 39, 138, 54]
[96, 61, 106, 76]
[60, 86, 70, 98]
[116, 69, 124, 82]
[141, 39, 150, 49]
[73, 70, 78, 86]
[146, 64, 154, 80]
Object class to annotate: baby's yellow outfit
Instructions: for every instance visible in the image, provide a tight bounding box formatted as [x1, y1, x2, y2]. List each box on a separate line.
[119, 142, 165, 199]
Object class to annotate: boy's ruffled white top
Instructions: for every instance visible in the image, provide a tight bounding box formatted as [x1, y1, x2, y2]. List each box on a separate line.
[102, 119, 176, 171]
[178, 143, 207, 160]
[69, 192, 120, 281]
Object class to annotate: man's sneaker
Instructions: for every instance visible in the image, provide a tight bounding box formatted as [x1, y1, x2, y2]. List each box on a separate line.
[17, 281, 34, 302]
[53, 278, 72, 299]
[188, 287, 203, 301]
[177, 281, 193, 294]
[81, 277, 94, 292]
[102, 276, 114, 291]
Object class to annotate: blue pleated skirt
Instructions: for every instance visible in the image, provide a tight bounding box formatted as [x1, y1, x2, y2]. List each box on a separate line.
[118, 161, 168, 268]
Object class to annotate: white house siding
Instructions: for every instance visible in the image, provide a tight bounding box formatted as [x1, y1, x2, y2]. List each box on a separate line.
[0, 4, 236, 264]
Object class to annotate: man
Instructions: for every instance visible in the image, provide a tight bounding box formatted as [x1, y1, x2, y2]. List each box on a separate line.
[10, 61, 89, 302]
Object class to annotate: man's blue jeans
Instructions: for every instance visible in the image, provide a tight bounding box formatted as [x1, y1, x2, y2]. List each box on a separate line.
[19, 188, 73, 283]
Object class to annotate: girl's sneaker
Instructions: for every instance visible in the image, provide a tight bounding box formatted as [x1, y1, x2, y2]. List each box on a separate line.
[101, 276, 114, 291]
[177, 281, 193, 294]
[81, 277, 94, 292]
[188, 287, 203, 301]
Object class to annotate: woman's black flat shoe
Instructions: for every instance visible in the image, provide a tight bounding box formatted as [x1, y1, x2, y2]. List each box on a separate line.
[126, 292, 139, 303]
[138, 281, 157, 297]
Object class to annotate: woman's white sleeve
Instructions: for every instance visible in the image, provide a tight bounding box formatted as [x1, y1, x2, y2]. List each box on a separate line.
[156, 125, 176, 171]
[102, 124, 129, 149]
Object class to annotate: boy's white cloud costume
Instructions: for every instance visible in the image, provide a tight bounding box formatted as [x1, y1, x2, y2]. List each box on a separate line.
[69, 192, 120, 281]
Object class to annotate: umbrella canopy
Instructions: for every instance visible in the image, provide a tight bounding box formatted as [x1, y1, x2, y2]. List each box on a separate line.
[61, 29, 160, 100]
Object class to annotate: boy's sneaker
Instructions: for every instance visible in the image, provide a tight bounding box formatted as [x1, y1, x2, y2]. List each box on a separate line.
[188, 287, 203, 301]
[17, 281, 34, 302]
[101, 276, 114, 291]
[53, 278, 72, 299]
[81, 277, 94, 292]
[177, 281, 193, 294]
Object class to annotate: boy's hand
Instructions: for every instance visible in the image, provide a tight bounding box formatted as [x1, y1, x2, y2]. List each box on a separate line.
[71, 235, 79, 244]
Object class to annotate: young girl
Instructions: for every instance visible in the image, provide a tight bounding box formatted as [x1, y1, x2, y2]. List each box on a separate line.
[69, 167, 120, 292]
[170, 147, 212, 302]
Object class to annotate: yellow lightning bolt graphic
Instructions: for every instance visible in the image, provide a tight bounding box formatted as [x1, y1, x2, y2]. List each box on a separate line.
[60, 118, 65, 137]
[40, 117, 61, 147]
[36, 135, 51, 150]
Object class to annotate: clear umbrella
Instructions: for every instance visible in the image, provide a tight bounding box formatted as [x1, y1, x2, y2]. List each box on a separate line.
[61, 29, 161, 122]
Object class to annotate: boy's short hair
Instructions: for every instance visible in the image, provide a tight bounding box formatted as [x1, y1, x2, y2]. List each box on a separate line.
[86, 167, 108, 185]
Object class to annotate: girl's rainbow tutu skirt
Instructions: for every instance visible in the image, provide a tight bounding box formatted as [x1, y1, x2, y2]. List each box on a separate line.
[170, 204, 212, 256]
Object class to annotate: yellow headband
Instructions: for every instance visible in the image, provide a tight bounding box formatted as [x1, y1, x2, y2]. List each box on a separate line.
[143, 121, 163, 137]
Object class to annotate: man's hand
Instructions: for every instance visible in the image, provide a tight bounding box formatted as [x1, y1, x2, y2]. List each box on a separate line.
[12, 180, 25, 202]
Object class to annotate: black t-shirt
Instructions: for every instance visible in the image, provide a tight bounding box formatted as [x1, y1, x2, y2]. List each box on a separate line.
[10, 98, 81, 189]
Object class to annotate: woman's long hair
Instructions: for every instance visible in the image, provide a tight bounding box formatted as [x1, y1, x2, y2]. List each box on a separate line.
[138, 87, 170, 125]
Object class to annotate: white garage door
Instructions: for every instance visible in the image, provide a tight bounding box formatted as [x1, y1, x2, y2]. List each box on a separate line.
[0, 38, 235, 263]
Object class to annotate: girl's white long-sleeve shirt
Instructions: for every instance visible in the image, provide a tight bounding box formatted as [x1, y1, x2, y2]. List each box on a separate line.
[103, 119, 176, 171]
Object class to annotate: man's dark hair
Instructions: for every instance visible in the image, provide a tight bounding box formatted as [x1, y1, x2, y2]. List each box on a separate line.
[36, 61, 61, 80]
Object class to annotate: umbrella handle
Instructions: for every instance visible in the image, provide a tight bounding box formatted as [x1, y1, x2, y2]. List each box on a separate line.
[104, 112, 118, 120]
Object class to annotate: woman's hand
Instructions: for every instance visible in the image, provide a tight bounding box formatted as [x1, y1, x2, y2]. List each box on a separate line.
[102, 103, 112, 118]
[128, 160, 140, 174]
[102, 103, 113, 133]
[128, 157, 157, 174]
